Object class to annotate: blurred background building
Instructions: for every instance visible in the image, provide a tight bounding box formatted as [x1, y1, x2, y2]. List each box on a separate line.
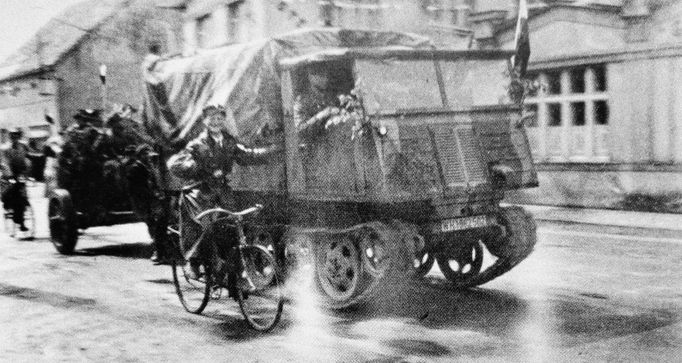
[0, 0, 680, 212]
[0, 0, 183, 145]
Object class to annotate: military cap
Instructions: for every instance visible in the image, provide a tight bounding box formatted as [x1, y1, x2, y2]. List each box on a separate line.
[202, 105, 226, 118]
[73, 109, 102, 123]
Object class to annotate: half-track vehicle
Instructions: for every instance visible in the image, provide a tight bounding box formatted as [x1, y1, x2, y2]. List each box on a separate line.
[143, 28, 538, 308]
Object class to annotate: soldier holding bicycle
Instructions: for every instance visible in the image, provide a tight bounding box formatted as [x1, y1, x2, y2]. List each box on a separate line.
[167, 105, 280, 291]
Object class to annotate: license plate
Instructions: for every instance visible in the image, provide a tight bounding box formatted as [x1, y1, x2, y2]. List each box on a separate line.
[439, 215, 491, 233]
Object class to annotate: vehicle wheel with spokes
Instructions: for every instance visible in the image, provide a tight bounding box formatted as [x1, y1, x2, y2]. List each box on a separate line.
[48, 189, 78, 254]
[237, 244, 284, 332]
[172, 257, 211, 314]
[313, 232, 381, 309]
[436, 240, 484, 287]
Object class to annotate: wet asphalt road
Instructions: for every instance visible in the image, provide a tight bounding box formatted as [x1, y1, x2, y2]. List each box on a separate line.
[0, 202, 680, 362]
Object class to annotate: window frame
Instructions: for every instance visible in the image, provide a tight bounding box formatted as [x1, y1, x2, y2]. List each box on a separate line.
[525, 64, 610, 163]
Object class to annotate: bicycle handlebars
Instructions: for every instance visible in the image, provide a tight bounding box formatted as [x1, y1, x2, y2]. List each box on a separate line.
[194, 204, 263, 223]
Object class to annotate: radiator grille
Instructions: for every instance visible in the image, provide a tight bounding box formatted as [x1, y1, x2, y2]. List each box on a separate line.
[399, 123, 488, 188]
[456, 128, 487, 185]
[398, 125, 441, 191]
[432, 128, 465, 185]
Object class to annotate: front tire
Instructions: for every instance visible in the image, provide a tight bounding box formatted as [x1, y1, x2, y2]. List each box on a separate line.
[48, 189, 78, 254]
[413, 249, 435, 277]
[237, 245, 284, 332]
[436, 240, 484, 287]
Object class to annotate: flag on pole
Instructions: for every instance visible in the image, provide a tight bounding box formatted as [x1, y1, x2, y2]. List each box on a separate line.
[512, 0, 530, 78]
[99, 64, 107, 85]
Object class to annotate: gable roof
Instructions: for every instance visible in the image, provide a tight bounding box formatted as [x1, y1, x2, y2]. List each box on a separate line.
[0, 0, 128, 82]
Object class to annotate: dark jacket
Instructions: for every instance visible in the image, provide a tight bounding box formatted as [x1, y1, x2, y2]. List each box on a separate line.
[0, 141, 31, 178]
[168, 129, 280, 182]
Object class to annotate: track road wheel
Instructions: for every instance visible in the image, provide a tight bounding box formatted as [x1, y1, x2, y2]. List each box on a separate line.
[439, 207, 536, 289]
[436, 241, 484, 287]
[48, 189, 78, 254]
[314, 234, 376, 309]
[413, 249, 435, 277]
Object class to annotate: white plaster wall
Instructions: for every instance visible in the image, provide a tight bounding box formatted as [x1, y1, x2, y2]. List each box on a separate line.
[521, 21, 625, 60]
[506, 169, 682, 210]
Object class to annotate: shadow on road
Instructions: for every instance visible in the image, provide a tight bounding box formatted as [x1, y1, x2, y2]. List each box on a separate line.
[331, 279, 530, 336]
[326, 277, 678, 348]
[76, 242, 153, 259]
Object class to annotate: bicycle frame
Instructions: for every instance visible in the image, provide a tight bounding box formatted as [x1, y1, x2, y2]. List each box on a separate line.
[193, 205, 263, 245]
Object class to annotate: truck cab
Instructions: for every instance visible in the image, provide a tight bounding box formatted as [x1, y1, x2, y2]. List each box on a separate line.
[280, 48, 536, 226]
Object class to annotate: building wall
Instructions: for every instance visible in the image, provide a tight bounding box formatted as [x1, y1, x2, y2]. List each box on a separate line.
[54, 5, 183, 128]
[501, 3, 682, 212]
[181, 0, 476, 54]
[0, 76, 59, 143]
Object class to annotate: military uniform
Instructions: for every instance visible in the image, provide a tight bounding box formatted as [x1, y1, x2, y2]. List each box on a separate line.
[0, 137, 32, 228]
[168, 128, 280, 268]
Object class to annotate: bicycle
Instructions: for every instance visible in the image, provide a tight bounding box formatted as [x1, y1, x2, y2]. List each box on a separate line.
[2, 177, 35, 240]
[168, 186, 284, 332]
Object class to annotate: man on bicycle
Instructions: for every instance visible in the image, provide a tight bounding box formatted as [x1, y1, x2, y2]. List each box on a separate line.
[0, 128, 32, 231]
[167, 105, 280, 290]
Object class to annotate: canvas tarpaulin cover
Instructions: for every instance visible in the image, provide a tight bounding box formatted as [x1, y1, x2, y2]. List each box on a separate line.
[141, 28, 433, 148]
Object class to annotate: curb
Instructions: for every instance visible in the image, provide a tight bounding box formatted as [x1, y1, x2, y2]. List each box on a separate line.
[511, 204, 682, 240]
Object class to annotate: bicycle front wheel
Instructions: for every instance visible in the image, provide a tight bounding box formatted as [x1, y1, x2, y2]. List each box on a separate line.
[237, 245, 284, 332]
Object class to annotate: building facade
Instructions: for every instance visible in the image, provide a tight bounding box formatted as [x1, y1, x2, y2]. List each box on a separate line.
[497, 0, 682, 212]
[0, 0, 183, 146]
[178, 0, 488, 54]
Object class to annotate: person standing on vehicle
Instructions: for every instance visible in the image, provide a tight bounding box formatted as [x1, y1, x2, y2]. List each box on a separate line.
[167, 105, 280, 289]
[0, 128, 32, 231]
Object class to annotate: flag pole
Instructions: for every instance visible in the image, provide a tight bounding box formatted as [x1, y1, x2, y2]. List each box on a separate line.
[512, 0, 530, 78]
[508, 0, 531, 106]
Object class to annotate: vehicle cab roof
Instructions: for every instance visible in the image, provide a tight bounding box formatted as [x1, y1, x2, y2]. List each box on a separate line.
[279, 48, 516, 69]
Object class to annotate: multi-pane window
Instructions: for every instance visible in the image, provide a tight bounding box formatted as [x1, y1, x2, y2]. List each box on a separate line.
[424, 0, 472, 28]
[525, 64, 610, 162]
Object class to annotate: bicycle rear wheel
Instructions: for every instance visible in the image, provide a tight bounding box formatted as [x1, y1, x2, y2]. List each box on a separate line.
[237, 245, 284, 332]
[172, 253, 211, 314]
